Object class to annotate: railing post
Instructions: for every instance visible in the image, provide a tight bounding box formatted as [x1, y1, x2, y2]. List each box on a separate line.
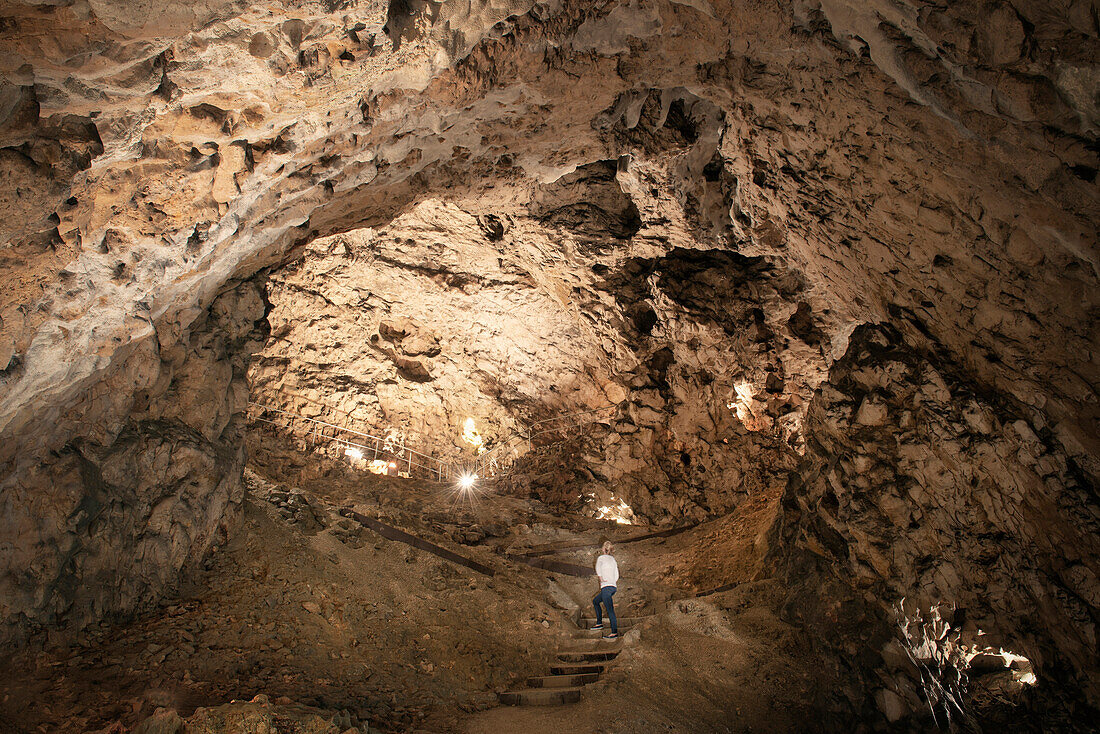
[251, 398, 611, 485]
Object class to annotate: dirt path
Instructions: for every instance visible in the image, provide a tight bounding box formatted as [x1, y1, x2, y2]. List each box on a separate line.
[463, 584, 819, 734]
[1, 444, 830, 733]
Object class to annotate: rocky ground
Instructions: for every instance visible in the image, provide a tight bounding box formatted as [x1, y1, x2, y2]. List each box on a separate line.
[0, 431, 819, 733]
[464, 582, 817, 734]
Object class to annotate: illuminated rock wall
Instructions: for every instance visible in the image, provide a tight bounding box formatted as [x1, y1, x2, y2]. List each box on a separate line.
[247, 194, 835, 523]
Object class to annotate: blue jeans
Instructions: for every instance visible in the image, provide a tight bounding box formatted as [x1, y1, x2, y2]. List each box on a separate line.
[593, 586, 617, 633]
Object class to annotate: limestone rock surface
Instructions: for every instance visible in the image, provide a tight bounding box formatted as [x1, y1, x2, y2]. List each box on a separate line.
[770, 324, 1100, 725]
[248, 194, 832, 523]
[0, 281, 267, 644]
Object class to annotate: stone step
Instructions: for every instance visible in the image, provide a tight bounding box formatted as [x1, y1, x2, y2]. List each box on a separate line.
[526, 673, 600, 688]
[557, 650, 619, 663]
[550, 661, 609, 676]
[580, 616, 650, 629]
[498, 687, 583, 706]
[562, 644, 623, 656]
[572, 628, 626, 639]
[565, 637, 623, 648]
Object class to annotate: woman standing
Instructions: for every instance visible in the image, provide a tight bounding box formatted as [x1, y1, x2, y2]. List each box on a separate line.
[592, 541, 619, 639]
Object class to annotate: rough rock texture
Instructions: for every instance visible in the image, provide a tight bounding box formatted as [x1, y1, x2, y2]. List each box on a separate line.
[250, 202, 615, 463]
[248, 196, 832, 522]
[770, 324, 1099, 726]
[0, 0, 1096, 726]
[2, 0, 1095, 462]
[0, 281, 267, 644]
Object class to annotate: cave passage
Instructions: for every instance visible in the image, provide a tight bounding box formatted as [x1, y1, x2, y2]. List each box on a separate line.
[0, 0, 1097, 732]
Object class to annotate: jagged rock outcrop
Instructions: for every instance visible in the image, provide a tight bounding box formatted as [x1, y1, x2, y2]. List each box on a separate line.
[770, 323, 1099, 728]
[0, 281, 267, 644]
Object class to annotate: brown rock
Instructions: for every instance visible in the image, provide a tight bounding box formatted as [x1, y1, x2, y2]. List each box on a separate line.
[134, 709, 184, 734]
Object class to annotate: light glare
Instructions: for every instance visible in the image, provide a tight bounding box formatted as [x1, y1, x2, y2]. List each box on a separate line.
[461, 418, 486, 454]
[595, 496, 635, 525]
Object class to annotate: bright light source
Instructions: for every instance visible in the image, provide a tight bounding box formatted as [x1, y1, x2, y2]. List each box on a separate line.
[345, 447, 363, 460]
[462, 418, 486, 454]
[729, 380, 755, 422]
[734, 380, 754, 403]
[728, 379, 771, 431]
[595, 496, 635, 525]
[446, 472, 483, 509]
[367, 460, 389, 475]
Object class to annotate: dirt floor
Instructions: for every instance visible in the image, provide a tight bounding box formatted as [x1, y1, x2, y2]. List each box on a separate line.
[0, 432, 828, 733]
[464, 580, 818, 734]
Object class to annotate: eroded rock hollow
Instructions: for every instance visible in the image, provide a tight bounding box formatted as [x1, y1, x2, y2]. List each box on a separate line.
[0, 0, 1097, 730]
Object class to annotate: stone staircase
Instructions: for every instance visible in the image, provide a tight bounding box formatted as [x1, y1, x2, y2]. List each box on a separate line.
[498, 615, 650, 706]
[498, 644, 619, 705]
[574, 615, 651, 637]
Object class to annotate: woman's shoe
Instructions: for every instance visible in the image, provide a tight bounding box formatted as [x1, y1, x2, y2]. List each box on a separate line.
[605, 632, 619, 639]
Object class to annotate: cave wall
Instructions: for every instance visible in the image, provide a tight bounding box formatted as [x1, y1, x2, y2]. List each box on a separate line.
[770, 323, 1100, 726]
[247, 180, 837, 524]
[590, 246, 832, 521]
[0, 281, 267, 644]
[248, 200, 625, 465]
[2, 0, 1094, 469]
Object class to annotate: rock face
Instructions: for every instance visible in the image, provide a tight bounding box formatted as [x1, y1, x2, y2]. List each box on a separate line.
[250, 201, 615, 463]
[248, 196, 832, 523]
[0, 281, 267, 644]
[2, 0, 1095, 455]
[770, 324, 1099, 725]
[0, 0, 1096, 726]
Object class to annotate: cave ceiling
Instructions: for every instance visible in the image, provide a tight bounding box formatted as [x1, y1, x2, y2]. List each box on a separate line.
[0, 0, 1095, 469]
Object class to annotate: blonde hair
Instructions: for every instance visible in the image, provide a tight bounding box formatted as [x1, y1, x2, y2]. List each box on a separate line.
[602, 541, 613, 554]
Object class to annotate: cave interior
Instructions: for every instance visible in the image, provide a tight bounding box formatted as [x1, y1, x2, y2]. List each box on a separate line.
[0, 0, 1097, 732]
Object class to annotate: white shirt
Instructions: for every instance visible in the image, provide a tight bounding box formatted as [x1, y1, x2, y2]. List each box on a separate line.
[596, 554, 619, 588]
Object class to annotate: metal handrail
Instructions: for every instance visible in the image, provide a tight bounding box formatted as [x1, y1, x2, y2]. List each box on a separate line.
[248, 402, 448, 469]
[251, 415, 457, 481]
[247, 398, 621, 483]
[247, 404, 457, 481]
